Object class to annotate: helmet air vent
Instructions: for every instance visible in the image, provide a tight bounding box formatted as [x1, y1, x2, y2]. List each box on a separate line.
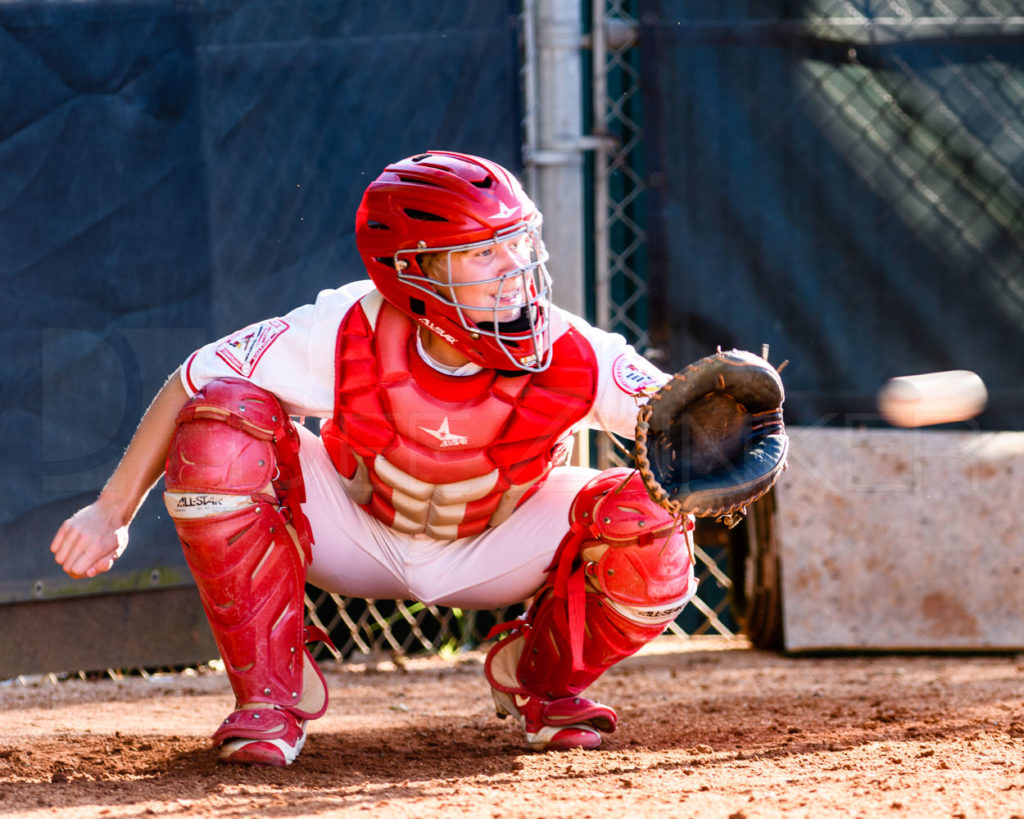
[397, 175, 442, 187]
[404, 208, 448, 222]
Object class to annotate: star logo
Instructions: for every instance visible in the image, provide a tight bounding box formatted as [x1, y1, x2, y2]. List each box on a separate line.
[419, 417, 469, 448]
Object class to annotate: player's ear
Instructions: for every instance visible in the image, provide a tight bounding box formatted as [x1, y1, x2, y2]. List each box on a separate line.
[417, 253, 439, 278]
[418, 253, 452, 289]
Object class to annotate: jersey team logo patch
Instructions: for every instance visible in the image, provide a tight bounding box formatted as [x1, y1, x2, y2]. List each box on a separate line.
[611, 353, 665, 397]
[215, 319, 289, 377]
[420, 417, 469, 447]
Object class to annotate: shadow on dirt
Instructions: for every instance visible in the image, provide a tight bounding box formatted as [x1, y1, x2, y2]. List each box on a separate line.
[4, 644, 1024, 816]
[1, 722, 531, 817]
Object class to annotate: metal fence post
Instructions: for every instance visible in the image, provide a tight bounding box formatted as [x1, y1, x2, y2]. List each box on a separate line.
[523, 0, 587, 321]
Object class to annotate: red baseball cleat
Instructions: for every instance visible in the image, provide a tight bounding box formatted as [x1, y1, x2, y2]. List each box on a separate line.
[491, 689, 617, 751]
[212, 706, 307, 766]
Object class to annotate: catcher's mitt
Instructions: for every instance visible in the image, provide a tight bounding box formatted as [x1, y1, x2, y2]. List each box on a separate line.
[635, 348, 788, 525]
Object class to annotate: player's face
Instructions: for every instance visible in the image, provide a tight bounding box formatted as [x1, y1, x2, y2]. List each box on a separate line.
[428, 234, 538, 324]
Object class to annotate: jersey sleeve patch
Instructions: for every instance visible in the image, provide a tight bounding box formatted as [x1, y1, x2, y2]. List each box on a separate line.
[214, 318, 290, 377]
[611, 353, 665, 397]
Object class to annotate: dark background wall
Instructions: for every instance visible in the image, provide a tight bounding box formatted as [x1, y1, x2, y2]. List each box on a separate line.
[640, 1, 1024, 430]
[1, 0, 522, 606]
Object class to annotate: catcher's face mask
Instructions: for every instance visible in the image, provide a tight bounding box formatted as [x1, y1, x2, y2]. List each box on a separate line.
[396, 223, 553, 372]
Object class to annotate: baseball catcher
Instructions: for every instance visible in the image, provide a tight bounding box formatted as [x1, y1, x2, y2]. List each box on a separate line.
[50, 150, 787, 766]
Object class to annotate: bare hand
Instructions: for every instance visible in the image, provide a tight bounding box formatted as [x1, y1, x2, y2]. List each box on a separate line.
[50, 503, 129, 579]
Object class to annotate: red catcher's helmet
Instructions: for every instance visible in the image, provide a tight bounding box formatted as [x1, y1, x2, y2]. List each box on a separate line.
[355, 151, 553, 372]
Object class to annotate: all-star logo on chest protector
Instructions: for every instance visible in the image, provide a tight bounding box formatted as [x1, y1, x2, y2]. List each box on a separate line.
[420, 417, 469, 447]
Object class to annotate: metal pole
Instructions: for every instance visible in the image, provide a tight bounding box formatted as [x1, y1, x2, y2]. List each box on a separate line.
[591, 0, 610, 333]
[524, 0, 586, 320]
[521, 0, 539, 199]
[590, 0, 612, 468]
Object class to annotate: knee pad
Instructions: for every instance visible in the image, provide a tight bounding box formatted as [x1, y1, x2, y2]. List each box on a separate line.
[571, 468, 695, 629]
[165, 378, 305, 517]
[163, 378, 323, 717]
[486, 468, 696, 701]
[164, 377, 310, 551]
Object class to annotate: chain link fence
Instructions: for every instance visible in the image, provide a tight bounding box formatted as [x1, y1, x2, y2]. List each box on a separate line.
[639, 0, 1024, 417]
[794, 2, 1024, 307]
[587, 0, 741, 640]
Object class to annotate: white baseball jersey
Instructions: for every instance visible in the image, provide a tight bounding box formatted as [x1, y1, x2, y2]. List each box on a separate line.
[179, 281, 671, 608]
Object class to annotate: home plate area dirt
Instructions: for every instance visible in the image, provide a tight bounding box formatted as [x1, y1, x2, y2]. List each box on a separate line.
[3, 637, 1024, 818]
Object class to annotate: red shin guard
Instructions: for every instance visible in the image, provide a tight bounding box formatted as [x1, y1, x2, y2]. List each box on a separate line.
[164, 378, 324, 721]
[486, 468, 695, 705]
[171, 503, 324, 717]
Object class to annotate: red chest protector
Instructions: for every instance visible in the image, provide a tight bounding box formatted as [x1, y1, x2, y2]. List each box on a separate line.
[320, 293, 598, 539]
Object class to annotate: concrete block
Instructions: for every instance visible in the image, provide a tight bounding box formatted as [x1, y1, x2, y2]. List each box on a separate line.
[776, 427, 1024, 651]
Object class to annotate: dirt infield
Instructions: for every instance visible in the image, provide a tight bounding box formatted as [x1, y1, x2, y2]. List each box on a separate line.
[3, 636, 1024, 818]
